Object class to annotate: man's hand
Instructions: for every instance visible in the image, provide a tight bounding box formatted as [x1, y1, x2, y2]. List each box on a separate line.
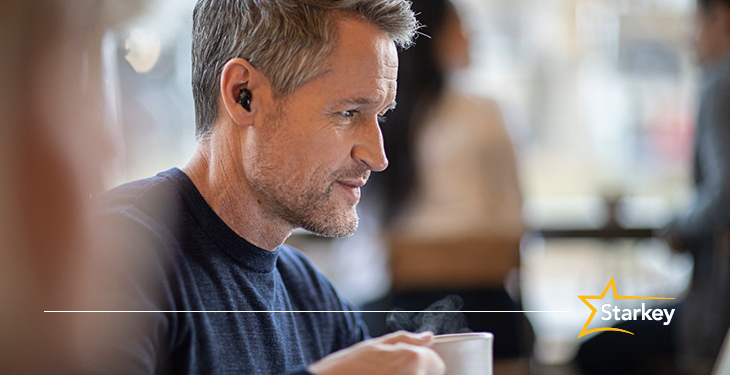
[308, 331, 445, 375]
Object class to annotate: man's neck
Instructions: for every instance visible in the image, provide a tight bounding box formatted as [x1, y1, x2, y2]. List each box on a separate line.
[182, 125, 293, 251]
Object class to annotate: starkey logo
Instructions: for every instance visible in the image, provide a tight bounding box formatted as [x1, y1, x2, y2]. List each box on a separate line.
[577, 278, 675, 338]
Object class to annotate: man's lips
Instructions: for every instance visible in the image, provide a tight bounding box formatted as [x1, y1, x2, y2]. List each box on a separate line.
[335, 178, 367, 201]
[336, 178, 367, 188]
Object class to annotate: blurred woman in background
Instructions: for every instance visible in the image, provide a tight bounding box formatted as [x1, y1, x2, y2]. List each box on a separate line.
[365, 0, 531, 362]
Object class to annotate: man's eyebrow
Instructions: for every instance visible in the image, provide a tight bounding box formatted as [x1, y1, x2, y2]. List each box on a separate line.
[337, 97, 397, 112]
[383, 100, 397, 112]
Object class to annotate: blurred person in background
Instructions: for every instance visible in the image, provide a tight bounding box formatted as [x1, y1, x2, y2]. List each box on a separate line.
[0, 0, 151, 373]
[92, 1, 447, 374]
[668, 0, 730, 371]
[578, 0, 730, 374]
[364, 0, 530, 362]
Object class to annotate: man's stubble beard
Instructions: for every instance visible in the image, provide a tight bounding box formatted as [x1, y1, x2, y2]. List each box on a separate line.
[246, 112, 366, 238]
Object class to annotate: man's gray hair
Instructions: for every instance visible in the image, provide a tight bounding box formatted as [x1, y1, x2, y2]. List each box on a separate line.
[192, 0, 418, 139]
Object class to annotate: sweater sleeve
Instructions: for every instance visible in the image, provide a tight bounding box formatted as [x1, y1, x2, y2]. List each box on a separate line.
[282, 368, 314, 375]
[671, 77, 730, 242]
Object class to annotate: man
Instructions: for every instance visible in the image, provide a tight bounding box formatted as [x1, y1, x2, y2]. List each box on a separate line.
[94, 1, 445, 374]
[578, 1, 730, 374]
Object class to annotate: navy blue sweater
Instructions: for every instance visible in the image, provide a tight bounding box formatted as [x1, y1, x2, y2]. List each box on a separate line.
[94, 168, 368, 375]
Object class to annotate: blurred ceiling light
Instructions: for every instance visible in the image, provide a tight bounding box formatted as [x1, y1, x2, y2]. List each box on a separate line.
[124, 28, 161, 74]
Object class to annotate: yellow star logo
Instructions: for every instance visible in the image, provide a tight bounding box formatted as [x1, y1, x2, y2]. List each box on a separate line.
[577, 278, 675, 338]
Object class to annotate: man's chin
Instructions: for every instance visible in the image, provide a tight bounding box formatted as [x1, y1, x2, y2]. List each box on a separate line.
[300, 211, 359, 238]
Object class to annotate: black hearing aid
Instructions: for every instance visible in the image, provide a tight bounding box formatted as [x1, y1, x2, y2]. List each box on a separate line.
[238, 88, 252, 111]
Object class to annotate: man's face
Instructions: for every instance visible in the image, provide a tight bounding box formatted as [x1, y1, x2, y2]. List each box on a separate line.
[245, 17, 397, 237]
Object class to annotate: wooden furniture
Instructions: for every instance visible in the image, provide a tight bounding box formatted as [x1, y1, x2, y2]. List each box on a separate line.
[388, 235, 521, 291]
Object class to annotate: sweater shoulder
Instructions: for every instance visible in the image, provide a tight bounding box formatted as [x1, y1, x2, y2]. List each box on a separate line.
[276, 244, 351, 308]
[95, 170, 183, 222]
[276, 245, 323, 282]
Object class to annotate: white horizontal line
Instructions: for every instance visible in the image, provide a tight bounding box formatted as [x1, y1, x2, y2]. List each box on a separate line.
[44, 310, 571, 313]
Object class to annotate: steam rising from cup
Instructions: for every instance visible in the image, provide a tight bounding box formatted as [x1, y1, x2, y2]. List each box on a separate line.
[387, 294, 472, 334]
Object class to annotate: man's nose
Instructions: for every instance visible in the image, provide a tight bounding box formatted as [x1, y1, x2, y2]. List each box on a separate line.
[351, 117, 388, 172]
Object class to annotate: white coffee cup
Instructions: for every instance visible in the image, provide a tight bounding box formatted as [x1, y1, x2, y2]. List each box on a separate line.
[431, 332, 493, 375]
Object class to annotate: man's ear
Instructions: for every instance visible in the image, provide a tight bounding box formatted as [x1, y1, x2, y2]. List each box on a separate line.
[219, 58, 267, 127]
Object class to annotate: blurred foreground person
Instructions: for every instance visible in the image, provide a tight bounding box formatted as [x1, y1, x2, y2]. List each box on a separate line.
[578, 0, 730, 374]
[0, 0, 149, 373]
[93, 1, 445, 374]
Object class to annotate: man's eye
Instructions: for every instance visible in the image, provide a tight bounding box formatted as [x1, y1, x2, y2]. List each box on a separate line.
[377, 115, 387, 125]
[339, 110, 358, 119]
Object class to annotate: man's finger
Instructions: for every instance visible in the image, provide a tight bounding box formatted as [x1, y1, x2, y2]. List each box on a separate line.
[377, 330, 435, 346]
